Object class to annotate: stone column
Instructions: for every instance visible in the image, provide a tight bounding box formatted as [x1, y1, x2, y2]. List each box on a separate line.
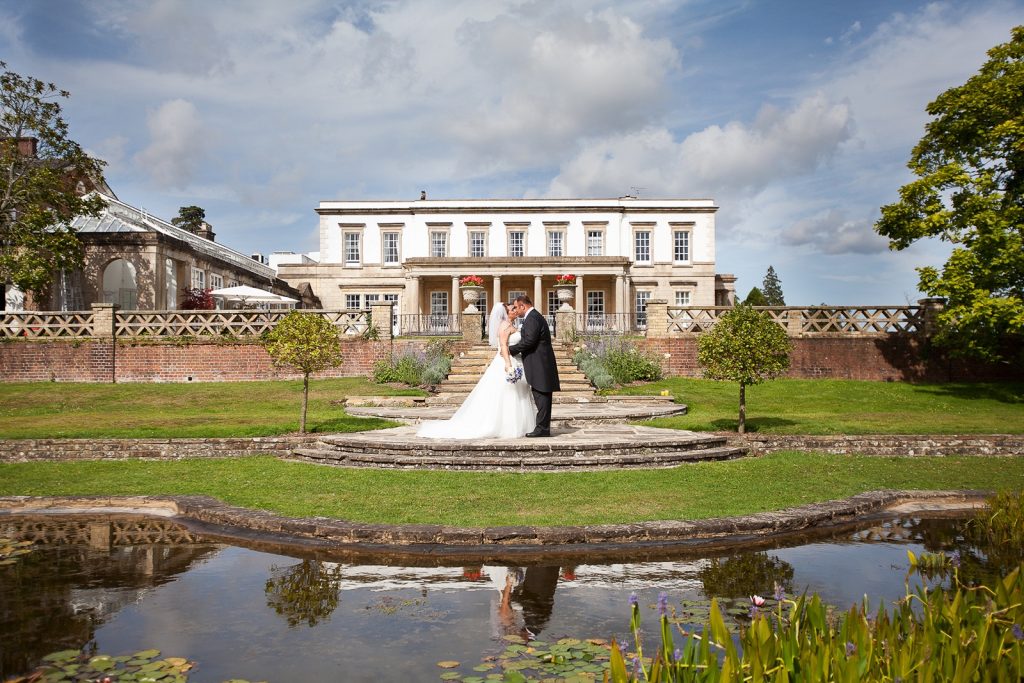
[555, 310, 575, 342]
[615, 274, 626, 315]
[405, 275, 420, 315]
[574, 274, 584, 313]
[462, 310, 484, 343]
[451, 276, 459, 318]
[918, 297, 946, 337]
[533, 275, 543, 309]
[492, 275, 502, 306]
[369, 301, 394, 340]
[91, 302, 117, 338]
[786, 308, 803, 336]
[645, 299, 668, 338]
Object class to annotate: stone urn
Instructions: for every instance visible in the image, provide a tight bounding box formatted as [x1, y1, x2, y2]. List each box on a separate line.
[554, 284, 575, 311]
[461, 286, 484, 313]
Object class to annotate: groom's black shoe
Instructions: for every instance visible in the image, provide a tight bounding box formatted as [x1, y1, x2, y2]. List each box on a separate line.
[525, 428, 551, 438]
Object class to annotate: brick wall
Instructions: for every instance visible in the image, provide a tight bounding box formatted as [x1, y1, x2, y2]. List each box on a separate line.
[1, 334, 1012, 384]
[637, 336, 1018, 382]
[1, 338, 476, 383]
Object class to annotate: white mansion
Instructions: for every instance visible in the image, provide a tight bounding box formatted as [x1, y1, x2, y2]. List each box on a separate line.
[277, 197, 736, 326]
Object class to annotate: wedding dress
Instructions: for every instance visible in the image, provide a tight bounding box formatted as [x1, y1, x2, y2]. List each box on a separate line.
[417, 306, 536, 440]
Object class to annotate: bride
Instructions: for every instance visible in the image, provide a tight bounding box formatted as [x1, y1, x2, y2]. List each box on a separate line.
[416, 302, 536, 439]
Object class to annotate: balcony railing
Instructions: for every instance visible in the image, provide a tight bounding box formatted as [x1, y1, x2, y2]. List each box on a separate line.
[397, 314, 461, 336]
[665, 306, 923, 335]
[572, 312, 645, 335]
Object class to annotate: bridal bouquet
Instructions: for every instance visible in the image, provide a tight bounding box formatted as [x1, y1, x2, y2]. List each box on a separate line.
[505, 367, 523, 384]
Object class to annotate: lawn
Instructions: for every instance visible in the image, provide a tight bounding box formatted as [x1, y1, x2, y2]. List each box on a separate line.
[1, 453, 1021, 526]
[608, 378, 1024, 434]
[0, 378, 424, 438]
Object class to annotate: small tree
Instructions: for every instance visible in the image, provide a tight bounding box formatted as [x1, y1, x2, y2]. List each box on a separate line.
[697, 304, 792, 433]
[762, 266, 786, 306]
[262, 311, 343, 433]
[179, 287, 214, 310]
[742, 286, 768, 306]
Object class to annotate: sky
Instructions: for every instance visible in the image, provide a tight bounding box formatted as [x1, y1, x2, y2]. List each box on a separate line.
[1, 0, 1021, 304]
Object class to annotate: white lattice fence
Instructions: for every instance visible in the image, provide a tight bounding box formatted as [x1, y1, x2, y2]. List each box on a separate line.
[797, 307, 923, 334]
[666, 306, 922, 335]
[0, 311, 95, 338]
[115, 310, 288, 337]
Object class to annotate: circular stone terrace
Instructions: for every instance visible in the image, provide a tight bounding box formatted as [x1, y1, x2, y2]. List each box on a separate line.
[294, 399, 746, 470]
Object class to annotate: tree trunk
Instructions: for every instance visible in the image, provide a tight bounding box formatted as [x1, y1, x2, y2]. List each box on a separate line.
[738, 382, 746, 434]
[300, 373, 309, 434]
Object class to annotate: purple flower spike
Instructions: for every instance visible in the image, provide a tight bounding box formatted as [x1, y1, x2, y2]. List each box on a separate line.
[846, 641, 857, 656]
[673, 648, 681, 662]
[657, 591, 669, 616]
[950, 550, 961, 568]
[774, 582, 785, 601]
[631, 656, 640, 675]
[629, 592, 639, 608]
[1013, 624, 1024, 641]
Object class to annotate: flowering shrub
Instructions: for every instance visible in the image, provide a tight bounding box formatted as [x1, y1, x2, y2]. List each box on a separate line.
[372, 338, 453, 386]
[572, 336, 662, 388]
[459, 275, 484, 287]
[555, 273, 576, 286]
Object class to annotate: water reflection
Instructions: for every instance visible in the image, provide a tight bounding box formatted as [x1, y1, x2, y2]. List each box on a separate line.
[0, 512, 1009, 682]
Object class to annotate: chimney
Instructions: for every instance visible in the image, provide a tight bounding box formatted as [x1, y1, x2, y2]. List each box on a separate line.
[250, 252, 264, 264]
[196, 221, 215, 241]
[3, 137, 38, 157]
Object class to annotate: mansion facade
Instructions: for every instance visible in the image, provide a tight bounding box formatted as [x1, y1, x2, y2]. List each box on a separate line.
[277, 198, 736, 324]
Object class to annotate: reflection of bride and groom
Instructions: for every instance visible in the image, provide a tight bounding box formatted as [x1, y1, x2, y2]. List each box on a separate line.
[417, 295, 561, 439]
[484, 565, 562, 640]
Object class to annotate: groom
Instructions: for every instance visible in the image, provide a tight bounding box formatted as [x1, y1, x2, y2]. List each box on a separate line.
[507, 295, 560, 437]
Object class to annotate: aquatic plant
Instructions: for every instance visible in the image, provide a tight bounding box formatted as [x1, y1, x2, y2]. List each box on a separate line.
[0, 536, 34, 566]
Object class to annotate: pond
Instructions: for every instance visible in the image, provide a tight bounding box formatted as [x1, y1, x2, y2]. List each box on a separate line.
[0, 510, 1010, 682]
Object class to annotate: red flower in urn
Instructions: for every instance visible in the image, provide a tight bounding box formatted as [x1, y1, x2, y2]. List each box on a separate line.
[555, 274, 576, 286]
[459, 275, 484, 287]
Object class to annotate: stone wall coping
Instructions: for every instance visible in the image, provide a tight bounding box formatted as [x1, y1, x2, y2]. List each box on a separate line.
[0, 489, 989, 552]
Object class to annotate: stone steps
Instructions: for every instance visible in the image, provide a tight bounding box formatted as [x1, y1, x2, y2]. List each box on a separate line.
[290, 425, 747, 471]
[429, 343, 596, 406]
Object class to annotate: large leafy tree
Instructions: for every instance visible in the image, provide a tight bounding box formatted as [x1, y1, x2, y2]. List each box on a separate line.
[1, 62, 106, 299]
[697, 305, 791, 434]
[742, 286, 768, 307]
[762, 265, 785, 306]
[262, 311, 344, 433]
[875, 26, 1024, 364]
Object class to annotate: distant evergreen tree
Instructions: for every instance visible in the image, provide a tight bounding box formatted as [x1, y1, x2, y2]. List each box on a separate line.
[762, 266, 785, 306]
[743, 287, 768, 306]
[171, 205, 206, 234]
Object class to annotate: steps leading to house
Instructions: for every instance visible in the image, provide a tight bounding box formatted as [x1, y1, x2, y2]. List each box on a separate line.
[425, 343, 598, 406]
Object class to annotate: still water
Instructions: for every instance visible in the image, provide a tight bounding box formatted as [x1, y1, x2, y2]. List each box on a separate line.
[0, 511, 1000, 682]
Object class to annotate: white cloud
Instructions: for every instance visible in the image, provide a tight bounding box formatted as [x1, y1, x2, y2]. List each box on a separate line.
[780, 209, 889, 255]
[547, 92, 852, 198]
[133, 99, 205, 189]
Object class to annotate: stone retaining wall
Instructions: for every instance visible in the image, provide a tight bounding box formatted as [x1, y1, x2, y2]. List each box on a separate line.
[0, 436, 317, 462]
[727, 433, 1024, 456]
[2, 434, 1021, 464]
[0, 490, 989, 549]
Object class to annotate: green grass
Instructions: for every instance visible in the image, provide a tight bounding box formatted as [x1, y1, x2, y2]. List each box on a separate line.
[0, 378, 425, 438]
[608, 378, 1024, 434]
[1, 453, 1021, 526]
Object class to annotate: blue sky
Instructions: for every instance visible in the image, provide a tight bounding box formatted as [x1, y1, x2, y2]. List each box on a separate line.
[2, 0, 1021, 304]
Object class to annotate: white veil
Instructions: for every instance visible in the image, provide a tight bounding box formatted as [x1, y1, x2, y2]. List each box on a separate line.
[487, 302, 508, 348]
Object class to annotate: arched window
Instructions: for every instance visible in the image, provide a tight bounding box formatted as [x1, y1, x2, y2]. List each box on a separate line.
[102, 258, 138, 309]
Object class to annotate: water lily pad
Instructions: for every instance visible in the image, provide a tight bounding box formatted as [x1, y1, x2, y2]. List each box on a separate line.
[462, 677, 485, 683]
[502, 634, 526, 643]
[133, 649, 161, 659]
[88, 655, 115, 671]
[439, 673, 461, 681]
[42, 650, 80, 663]
[473, 664, 494, 672]
[437, 661, 460, 669]
[503, 672, 527, 683]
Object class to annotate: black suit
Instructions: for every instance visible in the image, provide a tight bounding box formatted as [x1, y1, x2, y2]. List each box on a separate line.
[508, 308, 560, 431]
